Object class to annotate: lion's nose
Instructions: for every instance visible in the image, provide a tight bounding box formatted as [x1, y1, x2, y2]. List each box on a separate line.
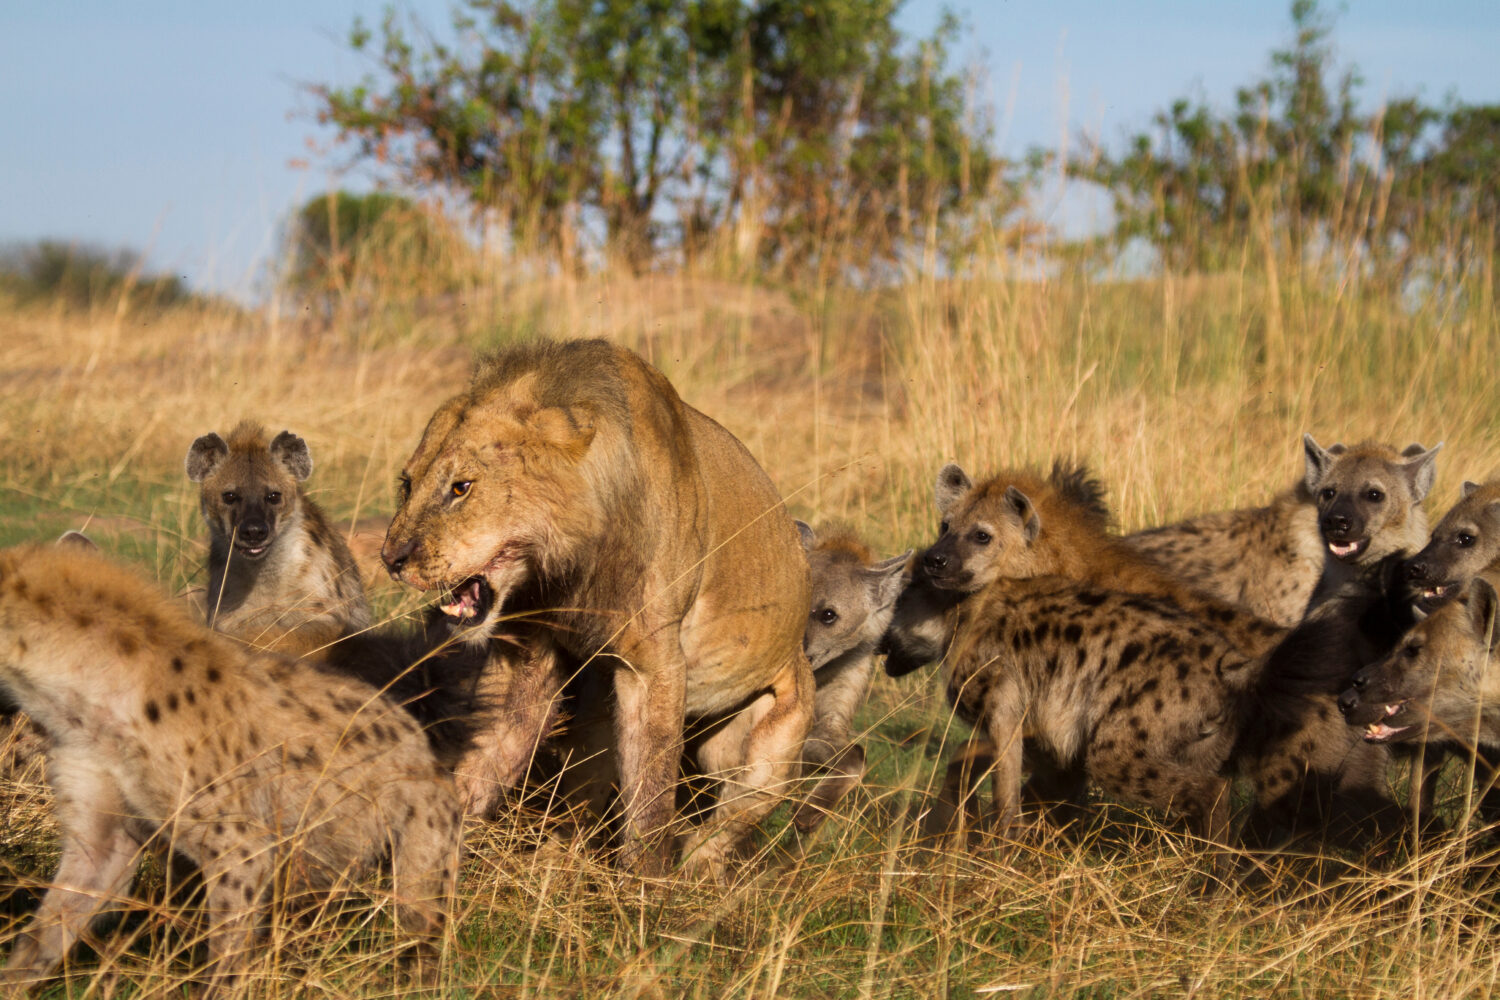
[382, 536, 420, 577]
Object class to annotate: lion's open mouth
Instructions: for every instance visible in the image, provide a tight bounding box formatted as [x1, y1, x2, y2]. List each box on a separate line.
[1327, 537, 1369, 562]
[439, 577, 494, 623]
[1362, 701, 1412, 742]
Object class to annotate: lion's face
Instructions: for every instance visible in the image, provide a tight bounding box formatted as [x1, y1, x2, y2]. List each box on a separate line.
[382, 389, 598, 639]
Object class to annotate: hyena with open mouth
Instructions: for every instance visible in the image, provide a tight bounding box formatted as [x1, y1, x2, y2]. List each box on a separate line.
[1405, 479, 1500, 612]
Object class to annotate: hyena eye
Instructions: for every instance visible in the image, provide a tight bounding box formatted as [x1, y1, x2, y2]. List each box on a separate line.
[972, 529, 992, 546]
[1319, 487, 1337, 502]
[265, 492, 282, 506]
[938, 520, 950, 535]
[397, 475, 412, 503]
[1365, 489, 1385, 503]
[450, 481, 473, 499]
[221, 491, 239, 505]
[817, 608, 839, 625]
[1403, 644, 1422, 660]
[1457, 533, 1476, 548]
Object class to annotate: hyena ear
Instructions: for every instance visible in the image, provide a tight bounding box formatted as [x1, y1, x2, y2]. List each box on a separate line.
[1005, 486, 1042, 543]
[185, 432, 228, 482]
[269, 430, 314, 482]
[1468, 577, 1500, 651]
[935, 464, 972, 515]
[794, 520, 816, 552]
[1302, 434, 1336, 492]
[1397, 442, 1442, 503]
[527, 406, 596, 460]
[1462, 480, 1481, 499]
[868, 550, 914, 613]
[55, 530, 98, 552]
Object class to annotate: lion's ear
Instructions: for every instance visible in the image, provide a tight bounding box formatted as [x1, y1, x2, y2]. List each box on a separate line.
[528, 406, 596, 460]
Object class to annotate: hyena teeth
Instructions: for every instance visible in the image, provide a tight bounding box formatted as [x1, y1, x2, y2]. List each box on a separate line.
[1384, 703, 1402, 718]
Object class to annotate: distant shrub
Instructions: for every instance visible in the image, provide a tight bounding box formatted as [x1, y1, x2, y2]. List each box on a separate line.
[278, 190, 470, 311]
[0, 240, 191, 311]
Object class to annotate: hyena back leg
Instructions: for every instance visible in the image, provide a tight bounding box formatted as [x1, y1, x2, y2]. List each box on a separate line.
[1, 776, 140, 986]
[198, 845, 274, 992]
[388, 798, 462, 985]
[792, 743, 866, 834]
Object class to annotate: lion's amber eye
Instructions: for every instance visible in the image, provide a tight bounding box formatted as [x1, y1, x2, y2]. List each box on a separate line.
[451, 481, 472, 499]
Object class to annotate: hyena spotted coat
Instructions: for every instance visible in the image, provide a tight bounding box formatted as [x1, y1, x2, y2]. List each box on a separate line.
[186, 421, 371, 656]
[792, 522, 908, 832]
[0, 541, 461, 990]
[890, 461, 1282, 833]
[938, 575, 1251, 844]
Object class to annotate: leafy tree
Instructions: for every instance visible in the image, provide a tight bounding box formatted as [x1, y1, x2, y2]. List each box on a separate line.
[311, 0, 1001, 275]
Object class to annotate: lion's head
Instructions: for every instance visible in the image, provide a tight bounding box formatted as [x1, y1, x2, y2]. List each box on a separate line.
[382, 374, 604, 640]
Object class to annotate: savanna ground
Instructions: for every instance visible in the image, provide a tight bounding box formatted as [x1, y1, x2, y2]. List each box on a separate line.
[1, 245, 1499, 998]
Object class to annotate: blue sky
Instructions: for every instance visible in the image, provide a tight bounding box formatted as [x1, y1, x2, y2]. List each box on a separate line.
[3, 1, 1496, 299]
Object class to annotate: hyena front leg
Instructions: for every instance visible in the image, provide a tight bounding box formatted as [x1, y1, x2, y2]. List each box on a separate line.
[793, 656, 871, 833]
[979, 677, 1027, 837]
[2, 761, 141, 986]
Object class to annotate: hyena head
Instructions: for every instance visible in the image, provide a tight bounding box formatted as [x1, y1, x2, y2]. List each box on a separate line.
[1340, 576, 1500, 745]
[919, 461, 1108, 593]
[796, 522, 909, 671]
[1303, 434, 1441, 567]
[186, 421, 312, 561]
[1406, 480, 1500, 610]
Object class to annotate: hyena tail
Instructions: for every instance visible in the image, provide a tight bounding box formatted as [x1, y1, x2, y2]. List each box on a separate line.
[321, 625, 489, 770]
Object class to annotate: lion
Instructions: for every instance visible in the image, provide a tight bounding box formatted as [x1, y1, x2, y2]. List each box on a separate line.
[381, 339, 813, 876]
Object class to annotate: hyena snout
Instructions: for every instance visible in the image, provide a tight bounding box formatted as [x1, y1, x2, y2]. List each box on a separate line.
[1320, 506, 1359, 541]
[1338, 669, 1375, 717]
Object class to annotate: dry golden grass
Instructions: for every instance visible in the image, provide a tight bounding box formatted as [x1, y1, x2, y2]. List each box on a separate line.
[1, 244, 1499, 997]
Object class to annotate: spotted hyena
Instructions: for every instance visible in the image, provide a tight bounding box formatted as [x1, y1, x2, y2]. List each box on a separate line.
[0, 541, 461, 990]
[1127, 436, 1441, 626]
[1405, 479, 1500, 612]
[790, 522, 908, 833]
[1339, 574, 1500, 827]
[936, 575, 1253, 846]
[186, 421, 371, 656]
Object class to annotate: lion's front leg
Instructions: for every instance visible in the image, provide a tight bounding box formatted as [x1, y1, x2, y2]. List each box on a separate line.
[454, 634, 568, 817]
[611, 648, 686, 877]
